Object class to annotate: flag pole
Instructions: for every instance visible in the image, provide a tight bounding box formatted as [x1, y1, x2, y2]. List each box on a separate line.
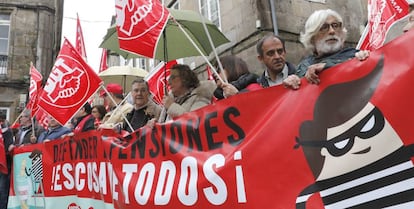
[171, 18, 226, 84]
[199, 14, 228, 83]
[100, 85, 134, 132]
[158, 30, 169, 123]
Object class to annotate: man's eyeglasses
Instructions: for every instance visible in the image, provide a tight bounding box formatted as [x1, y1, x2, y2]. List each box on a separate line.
[294, 107, 385, 157]
[319, 22, 342, 33]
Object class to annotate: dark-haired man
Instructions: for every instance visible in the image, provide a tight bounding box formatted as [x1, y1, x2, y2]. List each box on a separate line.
[72, 103, 95, 134]
[256, 34, 297, 88]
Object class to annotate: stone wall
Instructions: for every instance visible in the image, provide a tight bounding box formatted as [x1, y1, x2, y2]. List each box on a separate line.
[0, 0, 63, 121]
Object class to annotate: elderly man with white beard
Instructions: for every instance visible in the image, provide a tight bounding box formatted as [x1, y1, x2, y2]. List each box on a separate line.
[284, 9, 370, 89]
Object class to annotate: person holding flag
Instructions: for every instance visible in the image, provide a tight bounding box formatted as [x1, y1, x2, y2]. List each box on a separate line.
[213, 55, 261, 100]
[71, 103, 95, 134]
[35, 115, 71, 143]
[161, 64, 215, 121]
[12, 109, 44, 146]
[123, 79, 162, 133]
[99, 83, 133, 129]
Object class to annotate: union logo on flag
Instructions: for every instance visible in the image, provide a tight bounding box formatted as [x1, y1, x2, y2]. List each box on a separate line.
[39, 38, 102, 125]
[115, 0, 170, 58]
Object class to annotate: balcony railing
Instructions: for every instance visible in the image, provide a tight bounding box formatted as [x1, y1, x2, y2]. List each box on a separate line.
[0, 55, 7, 75]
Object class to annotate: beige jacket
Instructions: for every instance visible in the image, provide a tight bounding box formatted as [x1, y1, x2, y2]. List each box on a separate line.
[166, 80, 215, 119]
[101, 102, 133, 128]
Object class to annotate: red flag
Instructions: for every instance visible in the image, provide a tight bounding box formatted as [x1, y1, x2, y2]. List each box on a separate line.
[38, 38, 103, 125]
[0, 127, 8, 174]
[35, 108, 49, 129]
[357, 0, 409, 50]
[99, 48, 108, 73]
[115, 0, 170, 58]
[145, 60, 177, 104]
[76, 13, 87, 59]
[26, 63, 43, 117]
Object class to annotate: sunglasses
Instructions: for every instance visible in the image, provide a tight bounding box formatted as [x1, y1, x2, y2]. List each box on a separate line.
[295, 107, 385, 157]
[319, 22, 342, 33]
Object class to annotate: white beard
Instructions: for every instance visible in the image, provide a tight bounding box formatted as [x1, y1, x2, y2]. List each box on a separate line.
[315, 35, 344, 56]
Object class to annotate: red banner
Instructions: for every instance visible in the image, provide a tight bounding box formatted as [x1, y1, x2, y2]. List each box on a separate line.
[115, 0, 170, 58]
[38, 38, 102, 126]
[8, 30, 414, 209]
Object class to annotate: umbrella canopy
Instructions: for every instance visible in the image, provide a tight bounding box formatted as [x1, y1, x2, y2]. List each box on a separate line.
[98, 65, 148, 92]
[99, 9, 230, 61]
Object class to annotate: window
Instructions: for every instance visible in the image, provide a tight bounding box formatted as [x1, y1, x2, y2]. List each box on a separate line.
[0, 107, 10, 122]
[0, 13, 10, 55]
[138, 58, 146, 70]
[199, 0, 221, 29]
[0, 13, 10, 75]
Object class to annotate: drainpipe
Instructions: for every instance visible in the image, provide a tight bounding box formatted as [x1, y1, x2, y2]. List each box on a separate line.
[269, 0, 279, 35]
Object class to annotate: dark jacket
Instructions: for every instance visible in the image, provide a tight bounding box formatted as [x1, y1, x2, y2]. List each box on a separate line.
[258, 62, 296, 88]
[296, 47, 359, 77]
[214, 73, 261, 100]
[73, 114, 95, 133]
[124, 100, 161, 133]
[14, 124, 44, 145]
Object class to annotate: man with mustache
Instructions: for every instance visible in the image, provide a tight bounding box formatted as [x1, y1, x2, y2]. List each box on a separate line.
[256, 34, 297, 88]
[289, 9, 369, 87]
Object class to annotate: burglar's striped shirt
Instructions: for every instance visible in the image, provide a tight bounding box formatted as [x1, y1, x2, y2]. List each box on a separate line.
[296, 145, 414, 209]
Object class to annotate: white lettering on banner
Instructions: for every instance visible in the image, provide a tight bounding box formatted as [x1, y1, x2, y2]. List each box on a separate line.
[75, 163, 86, 190]
[98, 162, 108, 195]
[52, 162, 113, 194]
[50, 152, 247, 206]
[154, 161, 176, 205]
[135, 163, 156, 205]
[122, 164, 137, 204]
[234, 151, 247, 202]
[63, 163, 74, 189]
[203, 154, 227, 205]
[178, 157, 198, 206]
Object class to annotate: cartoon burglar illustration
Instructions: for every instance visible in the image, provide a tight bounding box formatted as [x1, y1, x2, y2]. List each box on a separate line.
[294, 56, 414, 208]
[25, 149, 43, 195]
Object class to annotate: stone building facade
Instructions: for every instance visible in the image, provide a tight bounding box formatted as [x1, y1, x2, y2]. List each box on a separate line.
[0, 0, 63, 122]
[162, 0, 368, 78]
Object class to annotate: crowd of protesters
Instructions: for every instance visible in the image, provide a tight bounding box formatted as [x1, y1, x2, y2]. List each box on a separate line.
[1, 5, 414, 209]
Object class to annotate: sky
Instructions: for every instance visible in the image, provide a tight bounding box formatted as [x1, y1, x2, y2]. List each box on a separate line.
[62, 0, 115, 71]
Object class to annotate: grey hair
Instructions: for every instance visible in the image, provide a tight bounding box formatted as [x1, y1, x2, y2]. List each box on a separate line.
[22, 109, 31, 117]
[300, 9, 348, 52]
